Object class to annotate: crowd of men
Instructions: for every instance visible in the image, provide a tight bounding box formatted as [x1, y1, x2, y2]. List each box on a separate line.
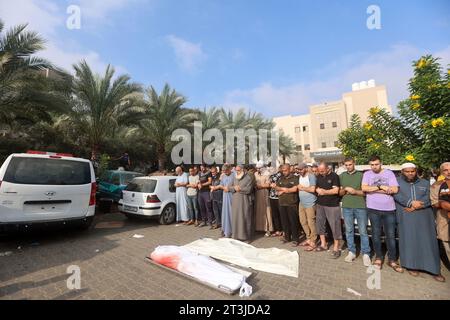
[173, 156, 450, 283]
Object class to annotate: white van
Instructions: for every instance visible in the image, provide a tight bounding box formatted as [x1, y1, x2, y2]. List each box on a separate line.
[0, 151, 96, 231]
[118, 176, 177, 225]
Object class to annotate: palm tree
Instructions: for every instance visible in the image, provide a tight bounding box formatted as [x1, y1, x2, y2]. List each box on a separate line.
[194, 106, 222, 131]
[61, 60, 143, 156]
[0, 19, 68, 127]
[218, 107, 274, 163]
[278, 129, 296, 163]
[140, 84, 193, 170]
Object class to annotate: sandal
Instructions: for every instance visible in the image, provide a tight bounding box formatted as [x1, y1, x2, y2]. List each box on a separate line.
[408, 270, 419, 277]
[299, 240, 309, 247]
[433, 274, 445, 282]
[270, 232, 280, 237]
[388, 261, 404, 273]
[373, 259, 383, 270]
[304, 245, 316, 252]
[314, 246, 327, 252]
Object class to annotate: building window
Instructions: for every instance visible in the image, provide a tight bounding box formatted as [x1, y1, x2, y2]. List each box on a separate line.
[296, 145, 302, 151]
[302, 126, 308, 132]
[321, 142, 327, 148]
[332, 121, 337, 128]
[295, 126, 301, 133]
[334, 141, 339, 147]
[304, 144, 310, 151]
[320, 123, 325, 129]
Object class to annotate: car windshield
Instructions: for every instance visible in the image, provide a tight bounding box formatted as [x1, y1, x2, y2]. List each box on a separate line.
[100, 171, 113, 182]
[3, 157, 91, 185]
[125, 179, 157, 193]
[121, 173, 144, 185]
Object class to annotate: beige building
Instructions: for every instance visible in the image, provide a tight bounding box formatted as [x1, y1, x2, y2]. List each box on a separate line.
[273, 81, 391, 165]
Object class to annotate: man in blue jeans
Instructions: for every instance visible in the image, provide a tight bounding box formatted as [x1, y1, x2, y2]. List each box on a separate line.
[339, 157, 371, 266]
[362, 155, 403, 273]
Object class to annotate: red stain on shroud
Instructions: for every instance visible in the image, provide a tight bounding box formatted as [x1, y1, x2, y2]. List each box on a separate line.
[150, 253, 180, 270]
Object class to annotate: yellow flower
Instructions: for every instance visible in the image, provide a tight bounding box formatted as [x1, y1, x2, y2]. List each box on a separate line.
[369, 107, 380, 116]
[411, 103, 420, 110]
[417, 58, 427, 69]
[431, 118, 445, 128]
[405, 154, 415, 162]
[364, 122, 373, 130]
[367, 138, 373, 143]
[411, 95, 420, 100]
[373, 143, 380, 149]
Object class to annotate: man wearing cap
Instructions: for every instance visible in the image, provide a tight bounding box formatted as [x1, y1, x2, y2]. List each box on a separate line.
[394, 163, 445, 282]
[254, 161, 273, 236]
[229, 164, 254, 242]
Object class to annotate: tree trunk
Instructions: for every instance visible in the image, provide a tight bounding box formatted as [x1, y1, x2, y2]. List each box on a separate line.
[157, 146, 166, 171]
[158, 156, 166, 171]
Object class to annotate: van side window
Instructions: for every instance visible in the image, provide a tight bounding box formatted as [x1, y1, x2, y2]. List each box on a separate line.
[169, 179, 176, 193]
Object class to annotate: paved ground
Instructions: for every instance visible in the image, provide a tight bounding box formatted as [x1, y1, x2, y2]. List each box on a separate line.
[1, 209, 449, 300]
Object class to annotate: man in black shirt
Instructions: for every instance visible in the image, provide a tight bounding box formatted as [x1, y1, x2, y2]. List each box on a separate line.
[315, 162, 342, 258]
[197, 164, 213, 227]
[273, 164, 300, 246]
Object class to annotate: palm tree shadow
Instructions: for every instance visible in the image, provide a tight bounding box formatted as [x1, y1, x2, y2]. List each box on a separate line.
[0, 211, 163, 288]
[0, 274, 68, 298]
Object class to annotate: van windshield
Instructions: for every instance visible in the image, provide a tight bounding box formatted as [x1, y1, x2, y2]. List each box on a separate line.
[125, 179, 157, 193]
[3, 157, 91, 185]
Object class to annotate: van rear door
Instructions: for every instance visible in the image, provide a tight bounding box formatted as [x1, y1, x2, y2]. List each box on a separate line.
[0, 156, 93, 223]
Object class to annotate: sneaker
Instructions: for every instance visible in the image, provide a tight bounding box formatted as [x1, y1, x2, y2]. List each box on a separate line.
[198, 222, 207, 227]
[344, 252, 356, 263]
[363, 254, 372, 267]
[330, 250, 341, 259]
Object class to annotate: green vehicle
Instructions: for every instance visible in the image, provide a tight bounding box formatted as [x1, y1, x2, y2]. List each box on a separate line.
[97, 170, 144, 204]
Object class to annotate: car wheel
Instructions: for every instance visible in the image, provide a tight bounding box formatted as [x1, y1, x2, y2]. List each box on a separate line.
[439, 240, 450, 271]
[159, 204, 176, 225]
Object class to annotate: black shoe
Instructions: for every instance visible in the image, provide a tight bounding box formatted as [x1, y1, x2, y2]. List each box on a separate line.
[330, 250, 341, 259]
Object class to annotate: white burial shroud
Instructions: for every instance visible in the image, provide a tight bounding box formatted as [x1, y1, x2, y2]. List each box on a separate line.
[184, 238, 299, 278]
[150, 245, 250, 294]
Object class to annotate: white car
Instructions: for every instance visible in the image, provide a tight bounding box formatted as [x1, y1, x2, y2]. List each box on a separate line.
[0, 151, 96, 231]
[118, 176, 177, 224]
